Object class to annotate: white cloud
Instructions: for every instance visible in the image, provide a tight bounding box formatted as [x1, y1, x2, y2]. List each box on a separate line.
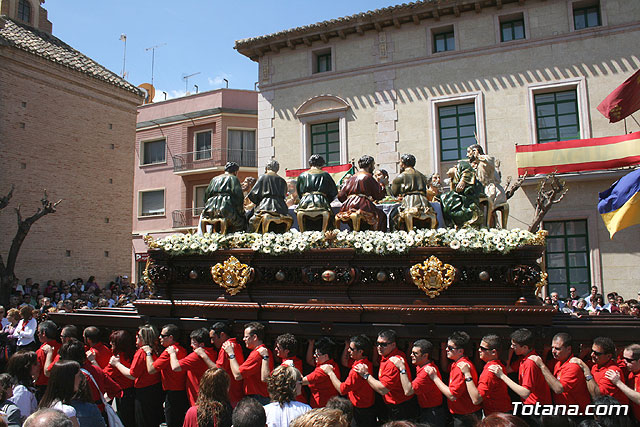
[208, 73, 231, 87]
[151, 89, 187, 103]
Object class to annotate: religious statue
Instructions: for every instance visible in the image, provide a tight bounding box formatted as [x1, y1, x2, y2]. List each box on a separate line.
[467, 144, 508, 227]
[335, 155, 386, 231]
[247, 160, 293, 233]
[441, 152, 485, 228]
[374, 169, 393, 197]
[241, 176, 257, 211]
[390, 154, 438, 231]
[295, 154, 339, 232]
[427, 172, 442, 202]
[201, 162, 247, 234]
[285, 178, 299, 207]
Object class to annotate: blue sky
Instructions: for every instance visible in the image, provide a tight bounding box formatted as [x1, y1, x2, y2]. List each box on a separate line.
[46, 0, 407, 101]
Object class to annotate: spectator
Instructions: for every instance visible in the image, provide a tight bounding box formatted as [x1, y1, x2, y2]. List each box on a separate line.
[1, 309, 21, 364]
[232, 397, 267, 427]
[23, 408, 72, 427]
[0, 373, 22, 427]
[38, 361, 83, 427]
[289, 407, 348, 427]
[476, 412, 528, 427]
[11, 306, 36, 352]
[602, 293, 620, 313]
[7, 351, 38, 420]
[183, 367, 232, 427]
[263, 365, 311, 427]
[550, 292, 565, 309]
[325, 396, 353, 425]
[584, 286, 598, 308]
[103, 330, 136, 427]
[84, 277, 98, 295]
[0, 306, 9, 329]
[587, 294, 606, 313]
[572, 299, 589, 316]
[567, 287, 580, 308]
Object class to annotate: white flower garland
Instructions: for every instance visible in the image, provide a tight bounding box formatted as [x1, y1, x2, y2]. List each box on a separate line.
[149, 228, 541, 256]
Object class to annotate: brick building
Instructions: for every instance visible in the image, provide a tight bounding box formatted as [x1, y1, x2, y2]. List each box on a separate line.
[235, 0, 640, 298]
[132, 89, 258, 281]
[0, 0, 143, 286]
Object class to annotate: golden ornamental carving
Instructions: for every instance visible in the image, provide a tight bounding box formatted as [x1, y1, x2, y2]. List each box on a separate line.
[530, 229, 548, 246]
[142, 258, 156, 294]
[143, 234, 158, 249]
[535, 271, 548, 297]
[211, 256, 253, 296]
[410, 255, 456, 298]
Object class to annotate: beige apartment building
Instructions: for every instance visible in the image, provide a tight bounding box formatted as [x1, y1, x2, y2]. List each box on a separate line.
[236, 0, 640, 298]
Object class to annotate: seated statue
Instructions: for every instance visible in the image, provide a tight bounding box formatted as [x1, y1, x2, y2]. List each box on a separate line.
[335, 155, 386, 231]
[390, 154, 438, 231]
[441, 153, 485, 228]
[285, 178, 299, 207]
[467, 144, 508, 228]
[374, 169, 393, 197]
[247, 160, 293, 233]
[241, 176, 257, 212]
[295, 154, 338, 232]
[201, 162, 247, 234]
[427, 172, 442, 202]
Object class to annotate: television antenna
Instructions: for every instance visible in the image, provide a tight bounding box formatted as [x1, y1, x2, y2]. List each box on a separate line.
[183, 72, 201, 94]
[145, 43, 166, 86]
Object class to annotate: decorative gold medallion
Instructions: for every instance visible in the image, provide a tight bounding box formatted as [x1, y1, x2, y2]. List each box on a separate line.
[211, 256, 253, 295]
[410, 255, 456, 298]
[535, 271, 548, 297]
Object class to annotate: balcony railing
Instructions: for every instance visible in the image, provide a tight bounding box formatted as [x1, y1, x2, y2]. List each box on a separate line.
[172, 148, 257, 173]
[172, 207, 204, 228]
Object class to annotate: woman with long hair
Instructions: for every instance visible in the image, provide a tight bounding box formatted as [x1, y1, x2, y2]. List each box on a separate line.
[0, 309, 21, 369]
[0, 373, 22, 427]
[103, 330, 136, 427]
[6, 351, 38, 421]
[109, 324, 162, 427]
[38, 360, 82, 427]
[183, 367, 232, 427]
[264, 365, 311, 427]
[10, 307, 36, 351]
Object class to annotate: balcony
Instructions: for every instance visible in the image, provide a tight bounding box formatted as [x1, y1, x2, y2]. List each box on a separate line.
[172, 148, 257, 174]
[172, 207, 203, 229]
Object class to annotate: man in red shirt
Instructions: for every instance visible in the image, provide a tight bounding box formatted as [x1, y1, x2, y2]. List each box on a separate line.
[273, 333, 307, 403]
[300, 337, 340, 408]
[355, 329, 417, 422]
[211, 321, 245, 406]
[591, 336, 629, 406]
[35, 320, 61, 400]
[322, 334, 375, 427]
[390, 339, 445, 427]
[224, 322, 273, 405]
[526, 332, 595, 422]
[426, 331, 481, 427]
[607, 343, 640, 422]
[143, 324, 188, 427]
[458, 334, 512, 416]
[83, 326, 112, 370]
[168, 327, 217, 406]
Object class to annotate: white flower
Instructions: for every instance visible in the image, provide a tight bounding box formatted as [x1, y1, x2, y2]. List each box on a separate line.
[386, 242, 396, 252]
[496, 243, 506, 252]
[461, 239, 470, 247]
[163, 244, 173, 251]
[363, 242, 373, 253]
[449, 240, 461, 250]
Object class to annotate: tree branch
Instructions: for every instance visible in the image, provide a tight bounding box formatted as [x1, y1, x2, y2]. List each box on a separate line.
[0, 185, 14, 210]
[505, 172, 527, 200]
[528, 172, 567, 232]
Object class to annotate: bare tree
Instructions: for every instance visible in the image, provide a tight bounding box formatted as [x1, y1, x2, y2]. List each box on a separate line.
[528, 172, 568, 232]
[504, 172, 527, 200]
[0, 187, 61, 306]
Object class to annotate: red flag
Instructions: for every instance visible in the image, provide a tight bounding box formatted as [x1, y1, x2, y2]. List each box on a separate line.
[597, 69, 640, 123]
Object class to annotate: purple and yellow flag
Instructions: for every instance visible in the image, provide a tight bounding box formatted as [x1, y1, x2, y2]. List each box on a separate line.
[597, 168, 640, 238]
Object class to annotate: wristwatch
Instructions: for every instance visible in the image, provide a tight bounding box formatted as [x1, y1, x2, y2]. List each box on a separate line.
[363, 373, 370, 380]
[228, 354, 235, 359]
[465, 377, 473, 382]
[262, 355, 270, 360]
[585, 375, 593, 381]
[145, 351, 152, 356]
[400, 369, 407, 375]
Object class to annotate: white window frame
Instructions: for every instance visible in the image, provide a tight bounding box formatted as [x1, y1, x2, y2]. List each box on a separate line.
[494, 10, 530, 43]
[427, 23, 458, 55]
[568, 0, 607, 32]
[194, 130, 213, 160]
[299, 112, 348, 168]
[140, 138, 167, 166]
[430, 91, 485, 175]
[526, 77, 590, 145]
[138, 188, 166, 218]
[193, 184, 208, 217]
[310, 45, 335, 76]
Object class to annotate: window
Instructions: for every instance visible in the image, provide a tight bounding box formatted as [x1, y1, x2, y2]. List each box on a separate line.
[433, 27, 455, 53]
[438, 103, 476, 161]
[310, 121, 340, 166]
[313, 49, 332, 74]
[228, 129, 256, 167]
[573, 4, 601, 30]
[141, 139, 166, 165]
[544, 220, 591, 298]
[195, 131, 212, 160]
[139, 190, 165, 217]
[501, 19, 525, 42]
[534, 90, 580, 143]
[17, 0, 31, 23]
[193, 185, 207, 216]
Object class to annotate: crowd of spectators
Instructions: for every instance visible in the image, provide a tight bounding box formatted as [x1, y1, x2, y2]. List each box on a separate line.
[542, 286, 640, 317]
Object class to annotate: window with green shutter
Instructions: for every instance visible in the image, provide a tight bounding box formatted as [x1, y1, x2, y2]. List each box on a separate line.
[574, 5, 601, 30]
[544, 219, 591, 299]
[501, 19, 525, 42]
[438, 103, 476, 162]
[534, 90, 580, 144]
[310, 121, 340, 166]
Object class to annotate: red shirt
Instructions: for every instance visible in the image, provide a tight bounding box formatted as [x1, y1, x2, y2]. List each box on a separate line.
[552, 358, 591, 411]
[180, 347, 218, 406]
[592, 360, 629, 405]
[340, 358, 374, 409]
[88, 342, 113, 370]
[130, 348, 161, 389]
[448, 357, 482, 415]
[82, 361, 122, 413]
[306, 359, 340, 408]
[627, 371, 640, 421]
[36, 340, 61, 386]
[282, 356, 307, 404]
[379, 349, 412, 405]
[104, 353, 134, 390]
[239, 344, 273, 398]
[216, 338, 245, 406]
[478, 360, 512, 415]
[412, 361, 442, 409]
[153, 344, 187, 391]
[519, 351, 552, 405]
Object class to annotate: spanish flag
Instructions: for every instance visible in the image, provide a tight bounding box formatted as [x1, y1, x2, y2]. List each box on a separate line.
[285, 163, 356, 186]
[598, 168, 640, 238]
